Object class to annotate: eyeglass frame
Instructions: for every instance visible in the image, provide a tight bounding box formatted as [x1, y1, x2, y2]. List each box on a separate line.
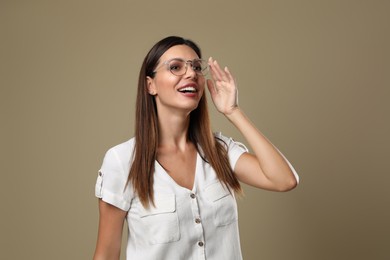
[152, 58, 208, 76]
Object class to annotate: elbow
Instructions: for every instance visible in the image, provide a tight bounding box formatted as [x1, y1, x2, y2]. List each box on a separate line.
[276, 176, 298, 192]
[278, 166, 299, 192]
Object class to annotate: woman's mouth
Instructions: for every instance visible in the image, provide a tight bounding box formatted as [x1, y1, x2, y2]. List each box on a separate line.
[178, 86, 197, 93]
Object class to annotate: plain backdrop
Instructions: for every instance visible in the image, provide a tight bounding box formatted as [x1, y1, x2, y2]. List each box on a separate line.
[1, 0, 389, 259]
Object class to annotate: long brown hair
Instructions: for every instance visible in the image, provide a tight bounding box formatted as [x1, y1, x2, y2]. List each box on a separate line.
[129, 36, 242, 208]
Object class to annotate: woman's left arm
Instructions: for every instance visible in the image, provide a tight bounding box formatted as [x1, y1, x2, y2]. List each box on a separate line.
[207, 58, 298, 192]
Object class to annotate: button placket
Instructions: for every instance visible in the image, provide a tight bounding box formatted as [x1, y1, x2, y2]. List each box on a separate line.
[189, 191, 206, 258]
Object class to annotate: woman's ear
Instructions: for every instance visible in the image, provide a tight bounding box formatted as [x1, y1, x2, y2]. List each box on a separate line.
[146, 76, 157, 95]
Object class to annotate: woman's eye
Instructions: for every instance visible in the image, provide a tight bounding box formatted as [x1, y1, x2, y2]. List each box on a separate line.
[192, 61, 203, 71]
[170, 66, 180, 71]
[193, 65, 202, 71]
[169, 62, 183, 71]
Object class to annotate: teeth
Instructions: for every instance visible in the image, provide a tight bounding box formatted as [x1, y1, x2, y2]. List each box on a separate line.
[178, 86, 196, 93]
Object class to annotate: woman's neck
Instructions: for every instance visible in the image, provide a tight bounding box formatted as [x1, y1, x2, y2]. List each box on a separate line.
[157, 109, 191, 151]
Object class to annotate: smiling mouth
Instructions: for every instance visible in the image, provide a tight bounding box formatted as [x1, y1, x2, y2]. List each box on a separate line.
[178, 86, 197, 93]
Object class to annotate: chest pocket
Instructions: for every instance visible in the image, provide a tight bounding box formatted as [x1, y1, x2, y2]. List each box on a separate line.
[205, 182, 238, 226]
[138, 193, 180, 244]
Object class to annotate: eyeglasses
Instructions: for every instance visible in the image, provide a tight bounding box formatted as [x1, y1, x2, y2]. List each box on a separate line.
[154, 58, 208, 76]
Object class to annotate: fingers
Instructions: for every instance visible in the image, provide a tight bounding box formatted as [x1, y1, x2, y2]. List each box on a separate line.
[224, 66, 235, 83]
[208, 57, 231, 83]
[206, 79, 217, 96]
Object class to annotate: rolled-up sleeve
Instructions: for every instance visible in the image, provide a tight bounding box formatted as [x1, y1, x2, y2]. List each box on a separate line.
[95, 148, 132, 211]
[215, 132, 248, 170]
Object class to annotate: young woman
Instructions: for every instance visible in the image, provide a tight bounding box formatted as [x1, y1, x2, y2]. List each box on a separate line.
[93, 36, 299, 260]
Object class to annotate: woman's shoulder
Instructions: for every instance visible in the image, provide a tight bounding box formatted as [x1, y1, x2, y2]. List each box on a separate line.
[213, 131, 248, 152]
[102, 137, 135, 171]
[213, 131, 229, 142]
[107, 137, 135, 156]
[214, 132, 240, 146]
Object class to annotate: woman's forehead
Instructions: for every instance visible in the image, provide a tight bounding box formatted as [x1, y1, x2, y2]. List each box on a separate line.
[160, 45, 199, 60]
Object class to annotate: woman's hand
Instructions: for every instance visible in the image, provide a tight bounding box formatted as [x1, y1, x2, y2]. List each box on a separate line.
[207, 57, 239, 115]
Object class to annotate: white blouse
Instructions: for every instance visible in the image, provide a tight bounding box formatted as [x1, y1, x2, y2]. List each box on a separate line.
[95, 133, 299, 260]
[95, 133, 248, 260]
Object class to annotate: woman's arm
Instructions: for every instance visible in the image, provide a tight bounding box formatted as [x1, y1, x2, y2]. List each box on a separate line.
[207, 58, 298, 191]
[93, 199, 127, 260]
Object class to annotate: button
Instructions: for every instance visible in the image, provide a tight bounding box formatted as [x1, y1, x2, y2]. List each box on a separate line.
[198, 241, 204, 247]
[98, 172, 102, 176]
[195, 218, 201, 224]
[190, 193, 196, 199]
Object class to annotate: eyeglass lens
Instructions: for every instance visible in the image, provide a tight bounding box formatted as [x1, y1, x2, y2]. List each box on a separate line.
[168, 59, 207, 76]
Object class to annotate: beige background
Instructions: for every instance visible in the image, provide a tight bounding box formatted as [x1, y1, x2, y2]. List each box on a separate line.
[1, 0, 389, 259]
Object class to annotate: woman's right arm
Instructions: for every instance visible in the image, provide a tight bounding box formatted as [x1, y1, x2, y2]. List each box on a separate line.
[93, 199, 128, 260]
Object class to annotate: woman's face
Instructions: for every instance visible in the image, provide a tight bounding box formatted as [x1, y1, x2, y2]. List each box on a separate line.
[147, 44, 206, 115]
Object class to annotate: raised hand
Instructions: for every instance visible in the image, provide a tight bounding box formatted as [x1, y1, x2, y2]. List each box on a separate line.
[207, 57, 239, 115]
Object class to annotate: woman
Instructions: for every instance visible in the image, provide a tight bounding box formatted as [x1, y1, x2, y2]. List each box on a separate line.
[93, 36, 298, 260]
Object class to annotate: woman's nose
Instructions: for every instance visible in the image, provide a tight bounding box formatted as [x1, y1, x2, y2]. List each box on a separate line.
[184, 63, 197, 78]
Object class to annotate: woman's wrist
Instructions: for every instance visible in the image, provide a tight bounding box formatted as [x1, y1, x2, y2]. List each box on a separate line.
[224, 106, 242, 121]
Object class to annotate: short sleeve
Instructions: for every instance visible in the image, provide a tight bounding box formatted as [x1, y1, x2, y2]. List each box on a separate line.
[95, 148, 133, 211]
[215, 132, 248, 170]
